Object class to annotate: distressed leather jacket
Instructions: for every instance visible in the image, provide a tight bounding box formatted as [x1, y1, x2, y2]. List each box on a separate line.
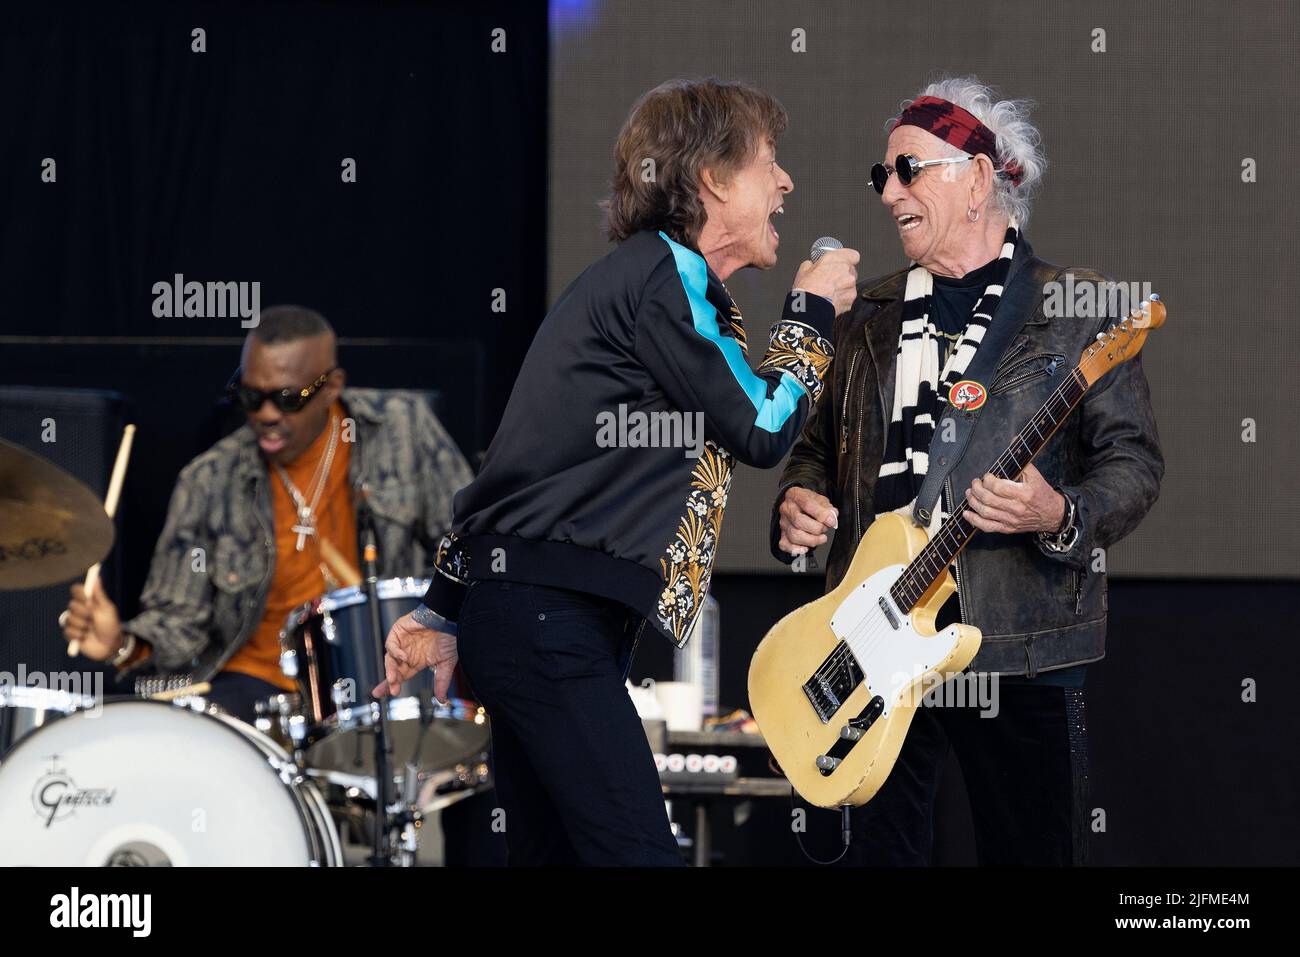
[770, 238, 1164, 676]
[121, 389, 473, 682]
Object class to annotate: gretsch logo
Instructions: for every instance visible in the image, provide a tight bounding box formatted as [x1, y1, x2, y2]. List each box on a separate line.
[948, 379, 987, 411]
[33, 758, 115, 828]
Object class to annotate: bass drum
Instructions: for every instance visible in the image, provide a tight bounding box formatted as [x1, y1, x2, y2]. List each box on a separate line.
[0, 699, 341, 866]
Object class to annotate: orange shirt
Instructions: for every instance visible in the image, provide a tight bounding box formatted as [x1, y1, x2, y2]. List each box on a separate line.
[224, 404, 358, 690]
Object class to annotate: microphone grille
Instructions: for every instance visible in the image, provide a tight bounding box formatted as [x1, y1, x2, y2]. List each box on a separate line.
[810, 236, 843, 263]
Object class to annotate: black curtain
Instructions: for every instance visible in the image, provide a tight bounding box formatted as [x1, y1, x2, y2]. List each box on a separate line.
[0, 0, 546, 365]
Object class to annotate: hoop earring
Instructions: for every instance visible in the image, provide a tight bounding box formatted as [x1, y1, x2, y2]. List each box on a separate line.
[967, 207, 980, 223]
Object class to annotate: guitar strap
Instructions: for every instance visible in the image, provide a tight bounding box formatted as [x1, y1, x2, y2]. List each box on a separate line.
[911, 260, 1064, 528]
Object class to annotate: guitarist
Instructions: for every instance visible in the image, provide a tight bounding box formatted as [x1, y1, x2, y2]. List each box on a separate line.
[771, 77, 1164, 866]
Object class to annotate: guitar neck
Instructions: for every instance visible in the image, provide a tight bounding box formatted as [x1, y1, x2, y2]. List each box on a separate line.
[889, 365, 1090, 613]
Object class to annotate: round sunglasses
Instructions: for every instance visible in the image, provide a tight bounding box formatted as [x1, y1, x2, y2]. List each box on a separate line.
[870, 152, 973, 194]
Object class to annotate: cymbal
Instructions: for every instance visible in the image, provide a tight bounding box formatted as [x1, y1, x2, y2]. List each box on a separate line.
[305, 701, 491, 784]
[0, 438, 115, 590]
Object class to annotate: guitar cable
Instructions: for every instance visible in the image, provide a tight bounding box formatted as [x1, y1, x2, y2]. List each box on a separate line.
[771, 753, 854, 865]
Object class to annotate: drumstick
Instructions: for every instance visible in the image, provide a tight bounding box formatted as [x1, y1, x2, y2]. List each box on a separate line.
[150, 681, 211, 701]
[67, 424, 136, 657]
[319, 536, 362, 588]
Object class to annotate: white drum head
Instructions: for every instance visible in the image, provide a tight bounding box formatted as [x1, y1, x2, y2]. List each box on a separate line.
[0, 700, 337, 866]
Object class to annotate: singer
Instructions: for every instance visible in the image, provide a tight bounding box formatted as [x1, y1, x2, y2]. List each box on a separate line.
[376, 78, 859, 865]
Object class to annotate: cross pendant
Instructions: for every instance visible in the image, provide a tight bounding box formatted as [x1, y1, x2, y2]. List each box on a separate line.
[292, 507, 314, 551]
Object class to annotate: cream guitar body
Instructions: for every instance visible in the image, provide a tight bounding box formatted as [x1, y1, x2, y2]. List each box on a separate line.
[748, 512, 981, 809]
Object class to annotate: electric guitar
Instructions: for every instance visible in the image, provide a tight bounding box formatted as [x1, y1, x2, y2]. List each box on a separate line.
[748, 296, 1166, 808]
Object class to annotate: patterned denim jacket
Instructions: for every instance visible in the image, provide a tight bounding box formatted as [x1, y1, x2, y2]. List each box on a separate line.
[120, 388, 474, 681]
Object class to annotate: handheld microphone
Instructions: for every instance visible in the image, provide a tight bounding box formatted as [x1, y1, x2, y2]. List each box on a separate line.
[810, 236, 843, 263]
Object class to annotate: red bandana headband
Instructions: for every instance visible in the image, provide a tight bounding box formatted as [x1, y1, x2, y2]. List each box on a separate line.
[894, 95, 1024, 185]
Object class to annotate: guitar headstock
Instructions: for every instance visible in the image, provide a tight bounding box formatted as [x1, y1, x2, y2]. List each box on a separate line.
[1076, 295, 1166, 386]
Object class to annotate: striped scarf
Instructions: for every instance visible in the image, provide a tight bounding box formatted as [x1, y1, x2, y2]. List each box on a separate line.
[874, 222, 1019, 534]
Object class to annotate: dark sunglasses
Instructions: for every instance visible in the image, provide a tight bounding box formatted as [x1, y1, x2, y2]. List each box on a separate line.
[226, 367, 337, 414]
[871, 152, 973, 194]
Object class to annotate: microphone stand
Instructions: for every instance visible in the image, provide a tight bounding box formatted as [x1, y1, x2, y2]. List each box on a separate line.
[358, 497, 394, 867]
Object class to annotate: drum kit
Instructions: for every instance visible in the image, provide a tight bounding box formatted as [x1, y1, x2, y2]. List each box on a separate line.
[0, 436, 491, 866]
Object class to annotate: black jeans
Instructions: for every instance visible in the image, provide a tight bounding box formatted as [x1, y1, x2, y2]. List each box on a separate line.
[456, 580, 682, 866]
[845, 680, 1091, 866]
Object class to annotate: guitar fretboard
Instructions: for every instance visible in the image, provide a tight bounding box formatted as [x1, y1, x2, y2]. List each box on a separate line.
[889, 366, 1089, 612]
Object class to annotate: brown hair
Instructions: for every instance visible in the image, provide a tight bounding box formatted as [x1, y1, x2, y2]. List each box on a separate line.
[602, 78, 788, 247]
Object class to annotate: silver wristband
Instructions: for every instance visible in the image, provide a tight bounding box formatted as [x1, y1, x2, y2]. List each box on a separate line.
[1037, 492, 1079, 553]
[411, 604, 458, 636]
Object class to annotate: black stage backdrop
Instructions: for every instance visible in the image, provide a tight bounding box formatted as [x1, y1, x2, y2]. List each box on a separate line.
[0, 0, 547, 627]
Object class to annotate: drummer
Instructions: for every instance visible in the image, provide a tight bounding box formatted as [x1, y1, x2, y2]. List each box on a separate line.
[58, 305, 474, 722]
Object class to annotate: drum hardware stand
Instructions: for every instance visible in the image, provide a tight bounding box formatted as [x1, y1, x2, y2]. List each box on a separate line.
[308, 767, 377, 799]
[357, 496, 397, 867]
[389, 689, 437, 866]
[413, 689, 436, 769]
[392, 760, 424, 867]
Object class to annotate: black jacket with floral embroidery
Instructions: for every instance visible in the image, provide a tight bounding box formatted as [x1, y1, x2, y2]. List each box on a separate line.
[422, 228, 835, 647]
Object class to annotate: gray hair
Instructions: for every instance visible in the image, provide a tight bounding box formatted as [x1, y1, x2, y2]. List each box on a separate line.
[888, 77, 1046, 228]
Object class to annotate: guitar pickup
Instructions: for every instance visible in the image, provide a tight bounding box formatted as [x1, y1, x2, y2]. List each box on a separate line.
[878, 596, 900, 630]
[802, 640, 866, 724]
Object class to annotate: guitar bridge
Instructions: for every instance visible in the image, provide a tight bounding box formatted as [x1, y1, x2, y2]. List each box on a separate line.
[804, 677, 841, 723]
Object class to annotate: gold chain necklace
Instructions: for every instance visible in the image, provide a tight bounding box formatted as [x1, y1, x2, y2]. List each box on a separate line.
[275, 413, 340, 551]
